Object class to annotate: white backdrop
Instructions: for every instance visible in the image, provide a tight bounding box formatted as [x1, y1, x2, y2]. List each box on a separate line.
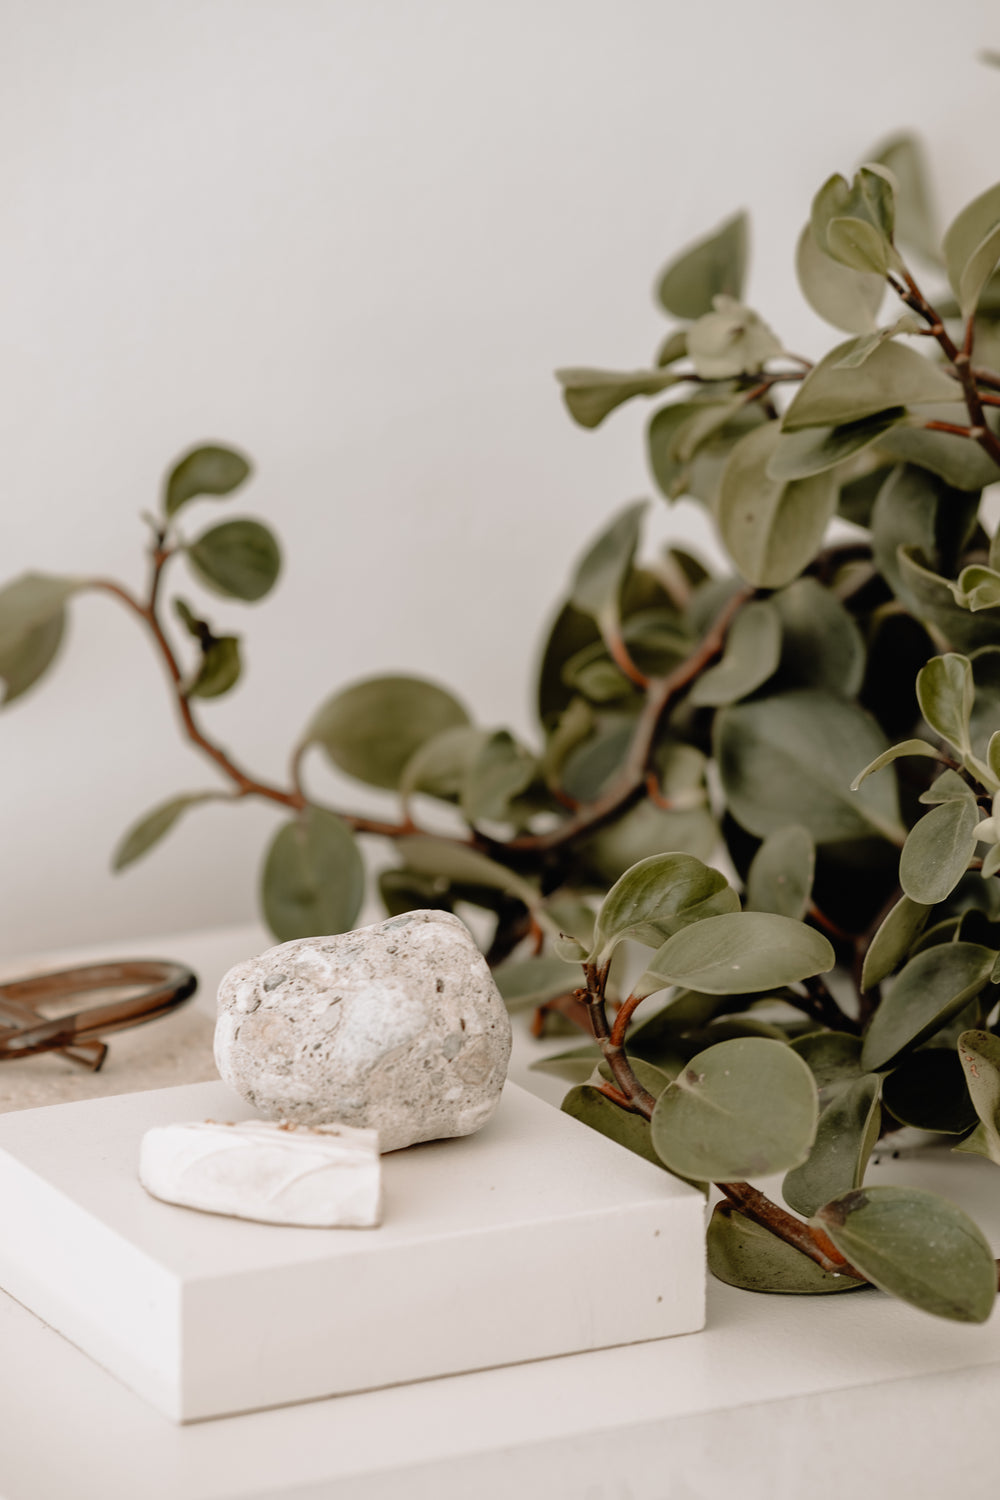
[0, 0, 997, 958]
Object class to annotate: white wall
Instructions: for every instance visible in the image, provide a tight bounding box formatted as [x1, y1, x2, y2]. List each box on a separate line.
[0, 0, 997, 957]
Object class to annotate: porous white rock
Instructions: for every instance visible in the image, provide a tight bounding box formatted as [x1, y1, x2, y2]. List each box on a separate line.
[139, 1118, 382, 1227]
[214, 910, 512, 1152]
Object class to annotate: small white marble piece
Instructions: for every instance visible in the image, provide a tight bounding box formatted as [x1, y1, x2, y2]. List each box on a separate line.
[138, 1118, 382, 1227]
[214, 910, 513, 1151]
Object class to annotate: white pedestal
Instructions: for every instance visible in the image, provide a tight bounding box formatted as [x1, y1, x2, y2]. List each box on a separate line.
[0, 1078, 705, 1421]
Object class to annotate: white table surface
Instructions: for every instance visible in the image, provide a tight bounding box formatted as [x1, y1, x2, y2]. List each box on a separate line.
[1, 923, 999, 1500]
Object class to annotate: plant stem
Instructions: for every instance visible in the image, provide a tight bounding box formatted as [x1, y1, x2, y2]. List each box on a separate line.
[509, 587, 754, 855]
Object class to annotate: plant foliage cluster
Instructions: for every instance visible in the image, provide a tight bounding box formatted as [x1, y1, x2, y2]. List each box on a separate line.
[6, 133, 1000, 1322]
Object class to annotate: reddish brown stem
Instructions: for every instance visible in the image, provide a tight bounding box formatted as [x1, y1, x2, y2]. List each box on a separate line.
[509, 587, 754, 854]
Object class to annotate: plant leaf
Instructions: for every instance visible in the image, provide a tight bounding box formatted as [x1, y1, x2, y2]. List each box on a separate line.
[306, 676, 470, 790]
[898, 798, 980, 905]
[163, 444, 251, 518]
[810, 167, 896, 274]
[688, 600, 781, 706]
[717, 424, 837, 589]
[943, 181, 1000, 319]
[850, 738, 945, 791]
[569, 501, 647, 636]
[951, 564, 1000, 612]
[0, 573, 80, 655]
[687, 297, 781, 379]
[562, 1081, 669, 1169]
[745, 825, 815, 919]
[188, 636, 241, 699]
[916, 653, 974, 754]
[647, 399, 763, 503]
[957, 1029, 1000, 1164]
[814, 1186, 996, 1322]
[876, 411, 1000, 490]
[494, 956, 580, 1012]
[771, 578, 866, 697]
[112, 792, 216, 871]
[261, 807, 364, 941]
[767, 410, 904, 480]
[460, 730, 536, 823]
[794, 223, 884, 334]
[400, 725, 489, 803]
[861, 894, 932, 991]
[650, 1037, 819, 1181]
[529, 1045, 603, 1084]
[790, 1031, 864, 1093]
[591, 853, 739, 964]
[0, 610, 65, 705]
[394, 835, 540, 912]
[781, 339, 957, 431]
[656, 211, 748, 319]
[708, 1202, 867, 1294]
[872, 134, 940, 265]
[831, 316, 924, 370]
[861, 942, 995, 1070]
[715, 690, 904, 845]
[635, 911, 834, 999]
[783, 1074, 882, 1217]
[555, 367, 679, 429]
[186, 519, 281, 601]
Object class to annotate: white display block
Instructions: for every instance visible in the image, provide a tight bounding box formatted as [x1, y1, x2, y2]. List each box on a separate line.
[0, 1079, 705, 1422]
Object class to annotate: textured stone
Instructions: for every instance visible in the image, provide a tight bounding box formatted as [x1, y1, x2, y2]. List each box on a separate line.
[139, 1118, 382, 1226]
[214, 910, 512, 1151]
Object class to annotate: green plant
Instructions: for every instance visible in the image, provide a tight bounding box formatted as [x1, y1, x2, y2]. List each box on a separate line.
[6, 132, 1000, 1324]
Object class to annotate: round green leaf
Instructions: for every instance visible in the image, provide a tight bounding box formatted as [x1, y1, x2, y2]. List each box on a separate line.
[186, 519, 281, 601]
[592, 853, 739, 964]
[715, 690, 904, 845]
[781, 339, 958, 432]
[636, 912, 834, 1000]
[583, 800, 719, 885]
[789, 1032, 864, 1093]
[745, 825, 815, 920]
[0, 573, 80, 655]
[0, 609, 65, 705]
[898, 798, 980, 905]
[872, 133, 940, 266]
[163, 444, 251, 519]
[656, 211, 748, 319]
[494, 956, 579, 1012]
[651, 1037, 819, 1181]
[569, 501, 647, 632]
[783, 1074, 882, 1217]
[861, 942, 996, 1071]
[771, 578, 866, 698]
[688, 600, 781, 707]
[717, 424, 838, 590]
[261, 807, 364, 941]
[400, 725, 488, 804]
[916, 653, 974, 755]
[708, 1202, 867, 1295]
[306, 676, 470, 790]
[861, 894, 932, 991]
[562, 1079, 671, 1170]
[794, 222, 884, 334]
[687, 297, 781, 379]
[766, 411, 903, 480]
[814, 1186, 997, 1323]
[943, 181, 1000, 320]
[394, 835, 540, 912]
[460, 730, 536, 823]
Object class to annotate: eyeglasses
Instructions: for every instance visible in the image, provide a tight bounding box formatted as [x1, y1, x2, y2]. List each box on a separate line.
[0, 960, 198, 1071]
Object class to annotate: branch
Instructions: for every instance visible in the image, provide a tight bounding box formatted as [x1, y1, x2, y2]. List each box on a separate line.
[509, 587, 754, 854]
